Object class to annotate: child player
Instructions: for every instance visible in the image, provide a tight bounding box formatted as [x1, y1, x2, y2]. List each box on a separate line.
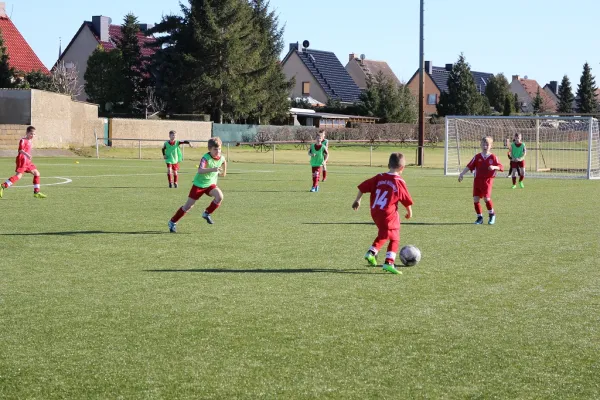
[308, 131, 328, 192]
[168, 137, 226, 233]
[0, 126, 47, 199]
[352, 153, 413, 275]
[508, 133, 526, 189]
[162, 130, 192, 188]
[320, 129, 329, 182]
[458, 136, 503, 225]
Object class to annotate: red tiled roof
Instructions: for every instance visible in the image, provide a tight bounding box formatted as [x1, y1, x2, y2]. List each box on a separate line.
[85, 22, 156, 58]
[519, 79, 557, 112]
[0, 16, 49, 74]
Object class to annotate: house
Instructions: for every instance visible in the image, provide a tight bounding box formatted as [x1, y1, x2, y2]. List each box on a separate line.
[56, 15, 155, 101]
[406, 61, 494, 115]
[289, 107, 378, 128]
[0, 3, 48, 75]
[281, 42, 361, 106]
[345, 53, 401, 90]
[543, 81, 559, 106]
[510, 75, 557, 113]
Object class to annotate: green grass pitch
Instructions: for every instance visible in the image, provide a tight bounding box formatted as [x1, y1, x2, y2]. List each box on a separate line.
[1, 155, 599, 399]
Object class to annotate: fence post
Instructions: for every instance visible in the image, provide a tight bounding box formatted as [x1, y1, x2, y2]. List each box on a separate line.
[139, 140, 142, 160]
[94, 128, 99, 159]
[227, 142, 230, 161]
[370, 145, 373, 167]
[273, 143, 276, 164]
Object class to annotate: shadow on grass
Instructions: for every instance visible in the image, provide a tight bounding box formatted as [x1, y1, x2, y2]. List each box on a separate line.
[146, 268, 382, 275]
[0, 230, 166, 236]
[303, 222, 472, 226]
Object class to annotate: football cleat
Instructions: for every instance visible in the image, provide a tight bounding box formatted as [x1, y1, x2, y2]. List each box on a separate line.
[475, 216, 484, 224]
[33, 192, 47, 199]
[488, 214, 496, 225]
[168, 220, 177, 233]
[519, 181, 524, 189]
[511, 185, 517, 189]
[310, 187, 317, 192]
[202, 211, 214, 224]
[364, 252, 377, 266]
[382, 263, 402, 275]
[0, 185, 3, 199]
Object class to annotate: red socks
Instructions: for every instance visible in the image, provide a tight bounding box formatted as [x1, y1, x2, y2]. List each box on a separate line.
[205, 201, 220, 214]
[474, 202, 482, 214]
[33, 176, 40, 193]
[171, 207, 187, 223]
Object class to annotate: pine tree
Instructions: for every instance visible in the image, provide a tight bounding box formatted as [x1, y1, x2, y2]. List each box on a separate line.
[359, 71, 417, 123]
[116, 13, 147, 113]
[576, 62, 598, 113]
[557, 75, 574, 113]
[513, 93, 521, 113]
[0, 28, 15, 88]
[436, 54, 480, 116]
[502, 95, 513, 116]
[532, 87, 543, 114]
[84, 46, 124, 110]
[484, 73, 511, 113]
[22, 70, 52, 90]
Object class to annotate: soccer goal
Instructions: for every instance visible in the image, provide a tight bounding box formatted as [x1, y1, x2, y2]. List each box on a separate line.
[444, 116, 600, 179]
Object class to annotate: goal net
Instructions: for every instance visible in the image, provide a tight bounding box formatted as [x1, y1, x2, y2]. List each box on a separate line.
[445, 116, 600, 179]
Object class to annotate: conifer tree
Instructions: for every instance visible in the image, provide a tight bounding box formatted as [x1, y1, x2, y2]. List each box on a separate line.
[576, 62, 598, 113]
[502, 94, 513, 116]
[557, 75, 574, 113]
[84, 46, 124, 110]
[436, 54, 480, 116]
[0, 28, 15, 88]
[116, 13, 147, 113]
[532, 87, 543, 114]
[484, 73, 511, 113]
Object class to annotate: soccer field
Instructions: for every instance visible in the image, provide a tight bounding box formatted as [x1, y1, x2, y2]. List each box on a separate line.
[1, 156, 599, 399]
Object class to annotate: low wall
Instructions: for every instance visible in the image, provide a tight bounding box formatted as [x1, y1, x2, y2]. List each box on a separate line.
[0, 124, 30, 150]
[109, 118, 212, 147]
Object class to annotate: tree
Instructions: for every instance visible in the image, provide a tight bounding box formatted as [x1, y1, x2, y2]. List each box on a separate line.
[358, 71, 417, 123]
[50, 61, 83, 98]
[557, 75, 574, 113]
[116, 13, 148, 113]
[0, 28, 15, 88]
[484, 73, 511, 113]
[18, 70, 52, 90]
[513, 93, 521, 113]
[84, 46, 124, 111]
[576, 62, 598, 113]
[503, 94, 513, 116]
[532, 87, 544, 114]
[436, 54, 481, 116]
[152, 0, 267, 123]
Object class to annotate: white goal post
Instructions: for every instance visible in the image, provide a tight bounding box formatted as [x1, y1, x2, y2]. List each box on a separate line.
[444, 116, 600, 179]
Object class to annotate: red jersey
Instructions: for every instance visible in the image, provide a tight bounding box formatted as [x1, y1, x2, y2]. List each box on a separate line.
[357, 173, 413, 230]
[18, 137, 33, 156]
[466, 152, 503, 179]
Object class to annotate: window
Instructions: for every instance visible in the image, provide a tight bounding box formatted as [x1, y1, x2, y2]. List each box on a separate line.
[302, 82, 310, 95]
[427, 94, 437, 105]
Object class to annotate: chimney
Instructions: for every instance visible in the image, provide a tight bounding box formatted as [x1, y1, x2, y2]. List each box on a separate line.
[289, 42, 299, 53]
[512, 75, 520, 82]
[445, 63, 453, 72]
[349, 53, 358, 62]
[424, 61, 432, 74]
[92, 16, 111, 42]
[138, 23, 155, 34]
[0, 2, 6, 17]
[549, 80, 558, 95]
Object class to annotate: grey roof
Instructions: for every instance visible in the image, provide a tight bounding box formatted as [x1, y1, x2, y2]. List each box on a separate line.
[429, 66, 494, 95]
[294, 49, 362, 103]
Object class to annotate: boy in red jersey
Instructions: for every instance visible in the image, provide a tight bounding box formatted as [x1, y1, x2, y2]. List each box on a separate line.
[458, 136, 503, 225]
[352, 153, 413, 275]
[161, 130, 192, 188]
[168, 137, 226, 233]
[0, 126, 46, 199]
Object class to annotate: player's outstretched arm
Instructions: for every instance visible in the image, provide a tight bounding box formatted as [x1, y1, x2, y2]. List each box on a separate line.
[458, 167, 470, 182]
[404, 205, 412, 220]
[352, 190, 363, 210]
[161, 145, 166, 159]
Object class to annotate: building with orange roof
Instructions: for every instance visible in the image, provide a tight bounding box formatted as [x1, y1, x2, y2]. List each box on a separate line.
[0, 2, 49, 75]
[510, 75, 557, 113]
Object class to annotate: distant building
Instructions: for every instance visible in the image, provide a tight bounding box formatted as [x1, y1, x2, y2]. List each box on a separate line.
[56, 15, 155, 101]
[406, 61, 494, 115]
[510, 75, 557, 113]
[281, 42, 361, 106]
[0, 3, 48, 75]
[345, 53, 401, 90]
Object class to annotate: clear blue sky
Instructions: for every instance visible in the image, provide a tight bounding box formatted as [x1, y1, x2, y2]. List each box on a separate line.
[8, 0, 600, 89]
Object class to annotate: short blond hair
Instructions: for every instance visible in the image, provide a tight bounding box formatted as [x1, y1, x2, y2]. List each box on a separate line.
[208, 137, 222, 149]
[482, 136, 493, 145]
[388, 152, 406, 169]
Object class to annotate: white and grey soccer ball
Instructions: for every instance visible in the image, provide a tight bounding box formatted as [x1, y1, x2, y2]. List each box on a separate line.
[399, 245, 421, 266]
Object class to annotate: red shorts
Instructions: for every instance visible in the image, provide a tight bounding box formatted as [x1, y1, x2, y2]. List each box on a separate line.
[188, 184, 217, 200]
[510, 160, 525, 170]
[473, 178, 494, 198]
[166, 163, 180, 171]
[15, 156, 36, 174]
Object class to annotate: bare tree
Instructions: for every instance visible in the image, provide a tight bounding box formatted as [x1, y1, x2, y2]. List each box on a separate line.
[145, 87, 166, 119]
[51, 61, 83, 99]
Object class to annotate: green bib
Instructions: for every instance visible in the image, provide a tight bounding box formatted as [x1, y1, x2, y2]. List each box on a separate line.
[164, 141, 183, 164]
[310, 144, 326, 167]
[511, 142, 525, 159]
[193, 153, 225, 188]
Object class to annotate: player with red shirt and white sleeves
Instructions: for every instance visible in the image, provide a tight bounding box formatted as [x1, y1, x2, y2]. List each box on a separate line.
[0, 126, 46, 199]
[458, 136, 503, 225]
[352, 153, 414, 275]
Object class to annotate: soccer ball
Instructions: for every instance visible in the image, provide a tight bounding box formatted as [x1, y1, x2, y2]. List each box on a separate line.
[399, 245, 421, 266]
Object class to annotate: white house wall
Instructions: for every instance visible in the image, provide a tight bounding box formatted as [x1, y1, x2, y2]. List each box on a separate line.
[60, 25, 100, 102]
[509, 80, 533, 113]
[282, 52, 329, 104]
